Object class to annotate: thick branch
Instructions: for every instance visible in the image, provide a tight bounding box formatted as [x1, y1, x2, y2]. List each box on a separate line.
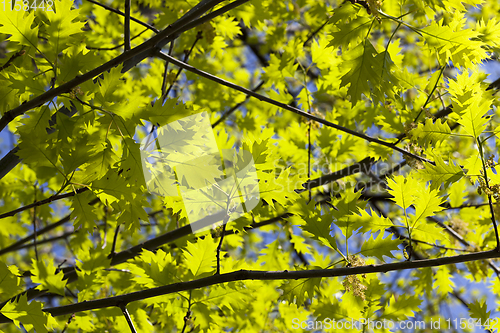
[2, 249, 497, 321]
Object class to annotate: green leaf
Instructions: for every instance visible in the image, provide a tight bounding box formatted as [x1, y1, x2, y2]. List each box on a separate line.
[340, 40, 379, 105]
[258, 168, 303, 209]
[456, 95, 491, 137]
[213, 16, 241, 40]
[44, 0, 85, 54]
[91, 170, 133, 204]
[72, 312, 96, 331]
[468, 299, 490, 322]
[279, 267, 322, 305]
[420, 13, 488, 67]
[119, 137, 147, 188]
[293, 200, 338, 250]
[75, 246, 111, 275]
[410, 118, 451, 148]
[413, 185, 445, 223]
[314, 291, 364, 321]
[203, 282, 255, 313]
[383, 294, 422, 320]
[443, 0, 483, 12]
[332, 185, 366, 239]
[419, 154, 464, 187]
[137, 98, 198, 127]
[411, 219, 449, 243]
[116, 193, 150, 232]
[31, 256, 66, 296]
[387, 174, 418, 210]
[347, 208, 395, 234]
[71, 190, 99, 231]
[94, 66, 124, 105]
[359, 233, 402, 261]
[182, 237, 218, 278]
[0, 294, 58, 333]
[0, 10, 39, 48]
[0, 262, 22, 299]
[433, 267, 455, 296]
[242, 135, 275, 170]
[329, 15, 372, 50]
[127, 249, 179, 288]
[82, 139, 120, 181]
[258, 239, 289, 270]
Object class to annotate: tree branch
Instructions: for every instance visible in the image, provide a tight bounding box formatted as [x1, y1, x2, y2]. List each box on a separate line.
[123, 0, 131, 51]
[0, 0, 248, 133]
[0, 188, 88, 220]
[155, 51, 433, 164]
[1, 249, 497, 321]
[212, 81, 265, 127]
[0, 50, 26, 72]
[85, 0, 159, 33]
[119, 303, 138, 333]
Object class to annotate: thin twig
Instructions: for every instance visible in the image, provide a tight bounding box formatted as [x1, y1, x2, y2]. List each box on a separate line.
[32, 187, 39, 261]
[443, 202, 489, 210]
[162, 31, 202, 100]
[124, 0, 131, 51]
[373, 200, 500, 278]
[60, 314, 75, 333]
[86, 29, 150, 50]
[0, 199, 99, 256]
[119, 303, 138, 333]
[160, 42, 175, 102]
[216, 217, 229, 275]
[109, 223, 121, 259]
[16, 231, 73, 251]
[477, 139, 500, 251]
[288, 233, 310, 266]
[212, 80, 265, 127]
[0, 158, 403, 310]
[373, 201, 498, 332]
[400, 235, 472, 252]
[180, 294, 192, 333]
[301, 66, 313, 202]
[0, 188, 88, 220]
[303, 16, 331, 47]
[85, 0, 159, 33]
[156, 51, 433, 164]
[1, 157, 373, 258]
[0, 50, 26, 72]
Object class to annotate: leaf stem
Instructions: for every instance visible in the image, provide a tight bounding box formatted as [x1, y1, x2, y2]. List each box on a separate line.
[414, 64, 446, 123]
[477, 137, 500, 250]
